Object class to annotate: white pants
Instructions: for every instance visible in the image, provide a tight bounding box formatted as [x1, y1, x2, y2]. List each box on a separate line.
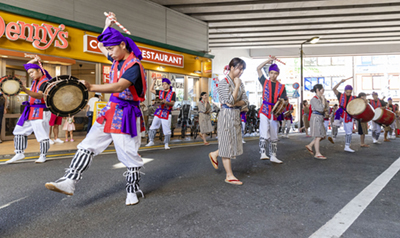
[241, 122, 245, 137]
[344, 120, 353, 135]
[371, 121, 381, 134]
[78, 119, 143, 168]
[259, 113, 279, 142]
[333, 118, 343, 127]
[324, 120, 329, 134]
[390, 121, 397, 131]
[282, 119, 292, 134]
[150, 115, 171, 136]
[13, 111, 51, 142]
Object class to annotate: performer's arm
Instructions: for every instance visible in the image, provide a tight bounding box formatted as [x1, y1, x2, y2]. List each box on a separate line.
[86, 78, 132, 93]
[256, 58, 273, 78]
[333, 77, 352, 96]
[4, 95, 7, 114]
[150, 78, 157, 94]
[164, 100, 175, 107]
[98, 12, 116, 57]
[21, 85, 44, 100]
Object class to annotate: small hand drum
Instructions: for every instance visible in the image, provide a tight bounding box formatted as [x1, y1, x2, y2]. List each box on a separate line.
[0, 75, 22, 96]
[152, 97, 163, 108]
[272, 99, 287, 116]
[44, 75, 88, 117]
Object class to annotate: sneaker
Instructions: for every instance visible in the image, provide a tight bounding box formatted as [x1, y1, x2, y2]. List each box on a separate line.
[35, 155, 46, 163]
[45, 178, 77, 196]
[165, 144, 170, 150]
[126, 193, 139, 206]
[270, 156, 283, 164]
[70, 139, 74, 142]
[54, 138, 64, 143]
[49, 139, 55, 145]
[344, 146, 355, 153]
[242, 139, 246, 143]
[260, 153, 269, 160]
[65, 139, 69, 142]
[5, 153, 25, 164]
[145, 141, 154, 147]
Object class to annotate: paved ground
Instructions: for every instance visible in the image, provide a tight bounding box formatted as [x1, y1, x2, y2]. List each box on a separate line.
[0, 132, 399, 238]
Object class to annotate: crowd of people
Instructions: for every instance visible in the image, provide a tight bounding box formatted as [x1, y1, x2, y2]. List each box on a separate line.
[3, 12, 400, 207]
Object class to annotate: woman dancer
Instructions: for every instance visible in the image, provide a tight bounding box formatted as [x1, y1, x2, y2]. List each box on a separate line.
[198, 92, 213, 145]
[208, 58, 248, 185]
[305, 84, 327, 160]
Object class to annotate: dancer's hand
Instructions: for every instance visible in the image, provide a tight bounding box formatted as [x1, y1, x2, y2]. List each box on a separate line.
[105, 12, 116, 28]
[341, 77, 352, 83]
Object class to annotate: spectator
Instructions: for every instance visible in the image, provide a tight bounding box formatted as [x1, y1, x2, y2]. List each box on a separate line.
[0, 92, 7, 143]
[86, 92, 102, 133]
[49, 114, 64, 144]
[63, 116, 75, 142]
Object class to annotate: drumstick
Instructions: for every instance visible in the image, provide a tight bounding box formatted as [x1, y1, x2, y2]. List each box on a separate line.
[104, 12, 131, 35]
[269, 55, 286, 65]
[34, 55, 46, 75]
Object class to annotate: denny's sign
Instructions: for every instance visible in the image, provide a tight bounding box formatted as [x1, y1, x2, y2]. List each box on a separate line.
[84, 35, 184, 68]
[0, 15, 68, 50]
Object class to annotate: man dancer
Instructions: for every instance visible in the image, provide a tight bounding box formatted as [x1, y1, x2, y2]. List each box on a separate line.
[357, 93, 370, 147]
[145, 77, 175, 150]
[386, 97, 397, 140]
[332, 77, 356, 152]
[6, 58, 52, 164]
[45, 12, 147, 206]
[282, 97, 293, 138]
[256, 57, 287, 163]
[369, 92, 386, 144]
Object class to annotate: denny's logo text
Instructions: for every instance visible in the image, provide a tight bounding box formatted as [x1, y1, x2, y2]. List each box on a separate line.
[0, 15, 68, 50]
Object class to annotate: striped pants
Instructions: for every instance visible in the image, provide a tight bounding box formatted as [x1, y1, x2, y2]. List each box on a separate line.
[63, 120, 143, 180]
[124, 167, 143, 194]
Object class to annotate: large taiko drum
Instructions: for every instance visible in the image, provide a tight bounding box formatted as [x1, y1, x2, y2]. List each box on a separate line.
[0, 75, 22, 96]
[373, 108, 395, 126]
[346, 98, 375, 122]
[272, 99, 287, 116]
[44, 75, 88, 117]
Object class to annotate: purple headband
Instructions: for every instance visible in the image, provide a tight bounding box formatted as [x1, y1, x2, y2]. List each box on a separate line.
[24, 63, 52, 80]
[98, 27, 142, 60]
[162, 78, 172, 90]
[388, 97, 392, 101]
[269, 64, 280, 73]
[344, 85, 353, 91]
[372, 91, 378, 96]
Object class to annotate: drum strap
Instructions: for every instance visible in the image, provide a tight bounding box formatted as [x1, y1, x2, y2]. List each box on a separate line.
[17, 101, 46, 126]
[109, 95, 142, 138]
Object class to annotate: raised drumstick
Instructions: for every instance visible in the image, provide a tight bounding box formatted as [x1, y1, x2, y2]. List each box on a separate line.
[269, 55, 286, 65]
[104, 12, 131, 35]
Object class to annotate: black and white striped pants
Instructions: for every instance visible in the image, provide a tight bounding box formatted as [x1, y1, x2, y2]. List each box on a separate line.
[124, 167, 143, 194]
[64, 149, 94, 180]
[14, 135, 28, 154]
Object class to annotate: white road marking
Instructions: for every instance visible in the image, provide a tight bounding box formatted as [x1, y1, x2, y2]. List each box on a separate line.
[310, 157, 400, 238]
[0, 196, 28, 210]
[112, 158, 154, 169]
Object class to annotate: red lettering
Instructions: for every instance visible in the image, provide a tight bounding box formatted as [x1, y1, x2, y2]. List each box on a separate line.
[55, 30, 68, 49]
[0, 16, 4, 38]
[5, 22, 20, 41]
[32, 23, 48, 44]
[17, 21, 34, 42]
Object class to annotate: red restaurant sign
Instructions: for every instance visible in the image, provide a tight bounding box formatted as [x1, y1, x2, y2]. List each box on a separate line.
[84, 35, 184, 68]
[0, 15, 69, 50]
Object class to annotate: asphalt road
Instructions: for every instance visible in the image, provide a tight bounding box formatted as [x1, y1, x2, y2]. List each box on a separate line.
[1, 132, 399, 238]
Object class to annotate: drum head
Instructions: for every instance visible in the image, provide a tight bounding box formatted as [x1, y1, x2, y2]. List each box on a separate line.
[45, 75, 88, 117]
[0, 76, 22, 96]
[347, 98, 366, 116]
[373, 108, 383, 121]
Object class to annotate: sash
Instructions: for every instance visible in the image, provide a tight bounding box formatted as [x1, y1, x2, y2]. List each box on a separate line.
[17, 101, 47, 126]
[109, 95, 141, 138]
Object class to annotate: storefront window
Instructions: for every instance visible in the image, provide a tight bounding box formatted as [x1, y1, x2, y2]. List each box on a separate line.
[390, 75, 400, 89]
[362, 77, 373, 90]
[317, 57, 331, 66]
[373, 76, 383, 90]
[332, 57, 346, 65]
[304, 58, 317, 66]
[171, 75, 184, 106]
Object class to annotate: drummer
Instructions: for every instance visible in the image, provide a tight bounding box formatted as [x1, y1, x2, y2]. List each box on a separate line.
[385, 97, 397, 140]
[369, 92, 387, 144]
[45, 12, 147, 206]
[145, 77, 176, 150]
[6, 58, 52, 164]
[357, 93, 370, 148]
[282, 97, 293, 138]
[256, 57, 287, 163]
[332, 77, 356, 153]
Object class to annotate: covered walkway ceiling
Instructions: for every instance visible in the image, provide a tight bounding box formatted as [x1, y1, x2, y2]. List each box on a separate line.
[150, 0, 400, 49]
